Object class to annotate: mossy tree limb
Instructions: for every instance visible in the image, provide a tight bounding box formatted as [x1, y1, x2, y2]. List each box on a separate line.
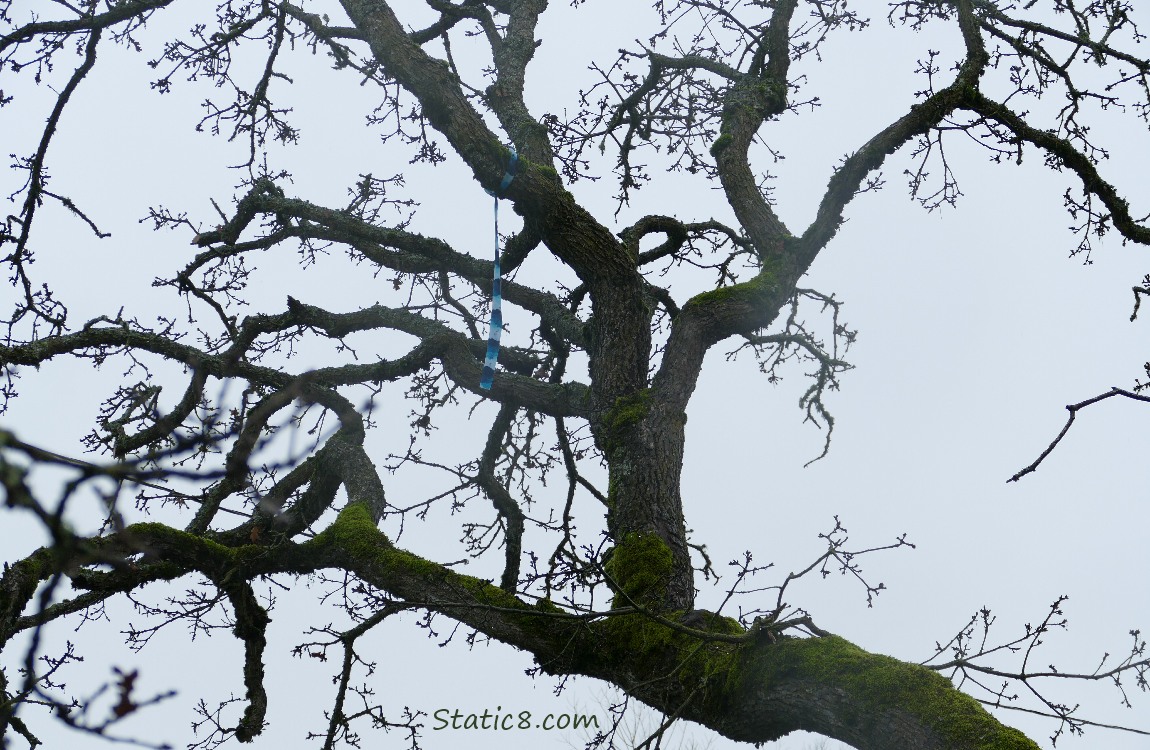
[2, 501, 1041, 749]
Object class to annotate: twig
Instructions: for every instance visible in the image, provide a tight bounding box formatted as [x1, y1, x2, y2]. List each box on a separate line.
[1008, 387, 1150, 482]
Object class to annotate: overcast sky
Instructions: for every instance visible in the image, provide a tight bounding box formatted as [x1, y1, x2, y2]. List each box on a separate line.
[2, 3, 1147, 750]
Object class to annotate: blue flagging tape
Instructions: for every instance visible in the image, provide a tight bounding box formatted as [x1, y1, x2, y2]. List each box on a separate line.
[480, 145, 518, 390]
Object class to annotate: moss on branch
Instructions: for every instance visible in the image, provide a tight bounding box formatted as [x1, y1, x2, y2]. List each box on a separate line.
[600, 389, 652, 455]
[604, 531, 674, 609]
[729, 636, 1041, 749]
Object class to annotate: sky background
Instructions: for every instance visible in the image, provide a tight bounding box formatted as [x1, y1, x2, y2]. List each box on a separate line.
[1, 2, 1147, 749]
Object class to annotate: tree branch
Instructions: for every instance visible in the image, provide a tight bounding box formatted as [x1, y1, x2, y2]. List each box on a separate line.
[1008, 387, 1150, 482]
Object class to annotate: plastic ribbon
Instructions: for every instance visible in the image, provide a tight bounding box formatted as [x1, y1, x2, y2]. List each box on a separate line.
[480, 145, 518, 390]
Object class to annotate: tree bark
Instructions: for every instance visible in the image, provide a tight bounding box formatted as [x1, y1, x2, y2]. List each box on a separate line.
[1, 505, 1039, 750]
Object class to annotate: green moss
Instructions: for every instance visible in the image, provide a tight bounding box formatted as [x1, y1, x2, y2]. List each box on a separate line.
[597, 612, 677, 659]
[737, 637, 1039, 749]
[600, 389, 651, 454]
[1, 550, 53, 610]
[308, 503, 532, 614]
[126, 522, 234, 562]
[705, 613, 744, 636]
[688, 284, 741, 306]
[311, 503, 385, 562]
[232, 544, 270, 567]
[709, 132, 734, 157]
[605, 390, 651, 430]
[605, 531, 674, 609]
[534, 597, 564, 614]
[686, 261, 786, 310]
[532, 161, 559, 178]
[581, 608, 744, 714]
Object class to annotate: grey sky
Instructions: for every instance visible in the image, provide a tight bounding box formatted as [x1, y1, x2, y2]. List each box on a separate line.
[1, 2, 1147, 749]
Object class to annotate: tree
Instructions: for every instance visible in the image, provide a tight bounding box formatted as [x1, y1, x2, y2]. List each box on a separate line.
[1, 1, 1147, 749]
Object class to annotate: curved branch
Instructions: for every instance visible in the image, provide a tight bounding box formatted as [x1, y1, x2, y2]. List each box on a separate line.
[311, 506, 1044, 750]
[963, 90, 1150, 246]
[620, 215, 688, 264]
[0, 494, 1057, 750]
[799, 15, 988, 269]
[0, 298, 589, 419]
[976, 2, 1150, 73]
[7, 26, 104, 332]
[100, 367, 210, 459]
[484, 0, 553, 163]
[1008, 387, 1150, 482]
[336, 0, 632, 286]
[219, 579, 270, 742]
[0, 0, 173, 54]
[708, 0, 798, 258]
[476, 403, 526, 591]
[195, 187, 584, 345]
[654, 9, 991, 413]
